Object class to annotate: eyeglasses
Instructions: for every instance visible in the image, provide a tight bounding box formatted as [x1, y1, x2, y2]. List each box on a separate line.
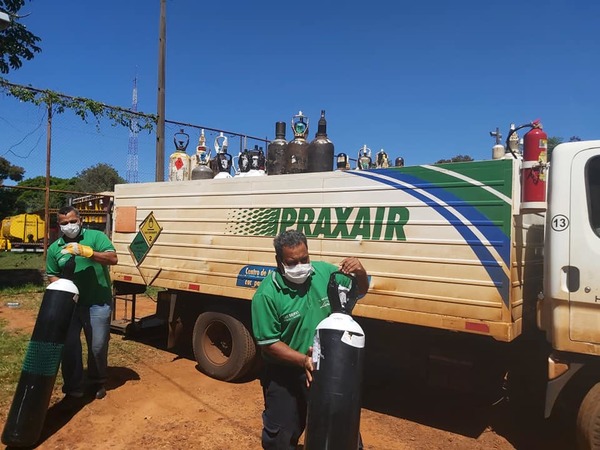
[59, 219, 79, 226]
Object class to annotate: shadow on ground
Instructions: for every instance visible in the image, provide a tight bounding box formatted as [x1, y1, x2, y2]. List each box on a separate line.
[0, 269, 44, 288]
[115, 314, 575, 450]
[34, 366, 140, 448]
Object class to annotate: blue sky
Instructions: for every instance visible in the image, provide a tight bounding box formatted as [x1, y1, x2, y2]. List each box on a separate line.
[1, 0, 598, 182]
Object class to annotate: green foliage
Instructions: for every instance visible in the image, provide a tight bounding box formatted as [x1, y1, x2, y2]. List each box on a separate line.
[0, 79, 156, 132]
[434, 154, 474, 164]
[548, 136, 563, 153]
[547, 136, 563, 162]
[73, 163, 126, 193]
[14, 175, 77, 212]
[0, 155, 24, 184]
[0, 186, 19, 219]
[0, 0, 42, 74]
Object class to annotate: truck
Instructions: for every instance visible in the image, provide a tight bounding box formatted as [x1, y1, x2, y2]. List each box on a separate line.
[0, 213, 45, 252]
[109, 130, 600, 448]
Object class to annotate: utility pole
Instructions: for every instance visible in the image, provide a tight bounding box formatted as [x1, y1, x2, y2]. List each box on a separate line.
[43, 103, 52, 259]
[155, 0, 166, 181]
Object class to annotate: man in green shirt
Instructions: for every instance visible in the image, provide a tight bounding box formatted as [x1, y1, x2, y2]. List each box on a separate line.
[251, 230, 368, 449]
[46, 206, 118, 401]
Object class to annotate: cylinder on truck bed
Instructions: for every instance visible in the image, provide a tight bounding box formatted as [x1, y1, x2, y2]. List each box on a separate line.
[307, 110, 334, 173]
[169, 129, 192, 181]
[267, 121, 288, 175]
[285, 111, 310, 174]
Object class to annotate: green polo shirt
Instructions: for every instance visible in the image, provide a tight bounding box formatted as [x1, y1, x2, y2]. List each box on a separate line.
[251, 261, 338, 362]
[46, 229, 115, 307]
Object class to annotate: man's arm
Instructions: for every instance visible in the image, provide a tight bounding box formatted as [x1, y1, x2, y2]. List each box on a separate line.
[90, 250, 118, 266]
[262, 341, 315, 384]
[60, 243, 118, 266]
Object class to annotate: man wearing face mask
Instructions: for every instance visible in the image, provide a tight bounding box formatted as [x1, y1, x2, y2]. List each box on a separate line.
[251, 230, 368, 450]
[46, 206, 118, 401]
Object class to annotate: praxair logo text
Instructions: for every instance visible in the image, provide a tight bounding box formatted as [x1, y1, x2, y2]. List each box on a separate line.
[225, 207, 409, 241]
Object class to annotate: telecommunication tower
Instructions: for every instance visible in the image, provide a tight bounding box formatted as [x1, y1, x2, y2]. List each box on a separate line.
[126, 76, 139, 183]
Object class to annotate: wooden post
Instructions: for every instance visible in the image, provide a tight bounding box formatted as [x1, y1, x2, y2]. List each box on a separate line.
[43, 102, 52, 260]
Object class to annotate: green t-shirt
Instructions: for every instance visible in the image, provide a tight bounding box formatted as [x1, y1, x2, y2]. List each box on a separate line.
[46, 229, 115, 307]
[251, 261, 338, 362]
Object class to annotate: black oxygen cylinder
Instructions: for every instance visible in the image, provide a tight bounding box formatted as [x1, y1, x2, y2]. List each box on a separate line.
[267, 121, 287, 175]
[286, 111, 310, 174]
[305, 272, 365, 450]
[2, 267, 79, 447]
[307, 110, 334, 173]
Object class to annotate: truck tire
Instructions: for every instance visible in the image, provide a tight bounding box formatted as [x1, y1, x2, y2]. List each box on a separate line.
[192, 312, 256, 382]
[576, 382, 600, 450]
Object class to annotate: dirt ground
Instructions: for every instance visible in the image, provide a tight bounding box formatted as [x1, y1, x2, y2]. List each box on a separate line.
[0, 296, 573, 450]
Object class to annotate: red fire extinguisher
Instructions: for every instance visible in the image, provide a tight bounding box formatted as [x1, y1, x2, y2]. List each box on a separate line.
[521, 120, 548, 212]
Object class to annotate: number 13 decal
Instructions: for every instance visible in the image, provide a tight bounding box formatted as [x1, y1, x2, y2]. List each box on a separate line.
[551, 214, 569, 232]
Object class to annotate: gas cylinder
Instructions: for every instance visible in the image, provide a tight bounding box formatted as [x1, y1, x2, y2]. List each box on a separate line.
[305, 272, 364, 450]
[246, 145, 266, 177]
[394, 157, 405, 167]
[234, 148, 251, 177]
[266, 122, 287, 175]
[168, 129, 191, 181]
[285, 111, 310, 174]
[356, 145, 372, 170]
[521, 121, 548, 212]
[336, 153, 349, 171]
[2, 273, 79, 447]
[375, 149, 389, 168]
[191, 129, 214, 180]
[307, 110, 334, 173]
[213, 132, 233, 179]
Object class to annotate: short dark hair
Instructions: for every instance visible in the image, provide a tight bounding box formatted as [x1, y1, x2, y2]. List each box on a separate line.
[273, 230, 307, 258]
[57, 206, 80, 217]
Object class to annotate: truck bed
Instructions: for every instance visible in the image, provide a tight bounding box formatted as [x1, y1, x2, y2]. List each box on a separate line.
[111, 158, 544, 342]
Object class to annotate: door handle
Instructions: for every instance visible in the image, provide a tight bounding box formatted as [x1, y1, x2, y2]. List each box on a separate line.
[563, 266, 580, 292]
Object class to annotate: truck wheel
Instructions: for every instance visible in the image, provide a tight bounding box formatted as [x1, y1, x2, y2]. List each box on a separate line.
[576, 382, 600, 450]
[192, 312, 256, 382]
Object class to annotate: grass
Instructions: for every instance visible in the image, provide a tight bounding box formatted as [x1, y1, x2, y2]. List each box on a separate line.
[0, 284, 166, 413]
[0, 252, 46, 270]
[0, 319, 30, 410]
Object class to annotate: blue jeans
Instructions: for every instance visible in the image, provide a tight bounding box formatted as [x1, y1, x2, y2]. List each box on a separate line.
[61, 303, 111, 394]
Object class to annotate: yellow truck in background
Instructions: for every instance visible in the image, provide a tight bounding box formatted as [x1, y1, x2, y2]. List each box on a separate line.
[0, 213, 45, 252]
[109, 139, 600, 449]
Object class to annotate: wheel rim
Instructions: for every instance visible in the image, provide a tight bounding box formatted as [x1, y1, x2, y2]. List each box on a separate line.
[202, 320, 232, 366]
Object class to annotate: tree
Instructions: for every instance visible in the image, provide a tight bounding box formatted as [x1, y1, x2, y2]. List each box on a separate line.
[0, 0, 41, 74]
[0, 155, 24, 184]
[0, 156, 25, 219]
[74, 163, 126, 194]
[14, 175, 77, 212]
[434, 154, 474, 164]
[547, 136, 563, 162]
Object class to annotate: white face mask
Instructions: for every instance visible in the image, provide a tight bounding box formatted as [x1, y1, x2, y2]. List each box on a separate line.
[282, 263, 312, 285]
[60, 222, 81, 239]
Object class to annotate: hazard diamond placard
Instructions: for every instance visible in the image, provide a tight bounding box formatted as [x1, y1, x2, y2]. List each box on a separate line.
[128, 212, 162, 265]
[139, 212, 162, 246]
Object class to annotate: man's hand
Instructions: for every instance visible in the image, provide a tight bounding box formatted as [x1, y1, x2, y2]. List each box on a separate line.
[61, 243, 94, 258]
[339, 257, 369, 296]
[304, 347, 314, 387]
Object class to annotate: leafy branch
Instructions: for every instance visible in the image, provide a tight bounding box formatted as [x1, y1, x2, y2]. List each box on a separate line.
[0, 79, 156, 132]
